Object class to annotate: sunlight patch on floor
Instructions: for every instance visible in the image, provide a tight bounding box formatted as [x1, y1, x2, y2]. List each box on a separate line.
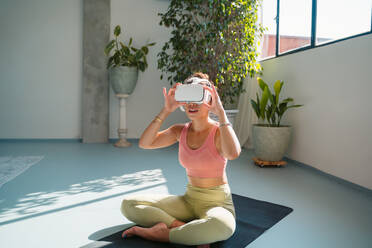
[0, 169, 167, 224]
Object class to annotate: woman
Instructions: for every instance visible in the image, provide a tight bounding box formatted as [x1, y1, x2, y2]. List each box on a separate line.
[120, 72, 241, 247]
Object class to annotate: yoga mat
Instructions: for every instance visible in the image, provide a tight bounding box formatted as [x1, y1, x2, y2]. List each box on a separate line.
[82, 194, 293, 248]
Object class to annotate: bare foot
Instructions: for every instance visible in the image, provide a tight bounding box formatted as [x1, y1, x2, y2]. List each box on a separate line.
[122, 222, 170, 242]
[122, 226, 137, 238]
[169, 219, 186, 228]
[197, 244, 210, 248]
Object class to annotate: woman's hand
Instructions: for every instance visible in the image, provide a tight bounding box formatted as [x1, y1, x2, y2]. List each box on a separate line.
[163, 83, 186, 113]
[203, 85, 225, 116]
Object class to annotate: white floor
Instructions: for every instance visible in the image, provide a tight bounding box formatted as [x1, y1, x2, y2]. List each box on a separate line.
[0, 140, 371, 248]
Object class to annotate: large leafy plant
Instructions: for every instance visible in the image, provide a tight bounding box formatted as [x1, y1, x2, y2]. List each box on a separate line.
[157, 0, 265, 106]
[104, 25, 155, 71]
[250, 77, 303, 127]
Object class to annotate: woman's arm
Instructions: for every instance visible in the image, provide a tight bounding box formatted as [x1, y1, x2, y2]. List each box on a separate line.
[139, 83, 185, 149]
[139, 108, 176, 149]
[203, 85, 241, 160]
[216, 110, 241, 160]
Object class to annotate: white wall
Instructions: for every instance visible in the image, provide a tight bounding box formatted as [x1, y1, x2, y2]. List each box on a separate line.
[0, 0, 188, 139]
[110, 0, 188, 139]
[258, 34, 372, 189]
[0, 0, 83, 139]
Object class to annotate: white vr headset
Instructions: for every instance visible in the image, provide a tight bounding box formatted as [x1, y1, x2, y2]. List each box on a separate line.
[175, 77, 212, 112]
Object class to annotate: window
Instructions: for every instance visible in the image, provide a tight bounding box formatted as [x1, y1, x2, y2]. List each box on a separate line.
[258, 0, 277, 60]
[316, 0, 371, 45]
[279, 0, 312, 54]
[258, 0, 372, 61]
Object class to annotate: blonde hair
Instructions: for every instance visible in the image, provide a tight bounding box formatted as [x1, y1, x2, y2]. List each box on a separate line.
[185, 72, 214, 87]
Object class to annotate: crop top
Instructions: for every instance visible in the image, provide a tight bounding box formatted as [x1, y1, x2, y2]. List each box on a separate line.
[178, 122, 227, 178]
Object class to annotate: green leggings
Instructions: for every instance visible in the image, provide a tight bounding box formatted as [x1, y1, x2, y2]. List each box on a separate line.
[120, 183, 236, 245]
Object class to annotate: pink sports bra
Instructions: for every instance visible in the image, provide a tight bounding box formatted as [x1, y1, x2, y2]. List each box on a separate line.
[179, 122, 227, 178]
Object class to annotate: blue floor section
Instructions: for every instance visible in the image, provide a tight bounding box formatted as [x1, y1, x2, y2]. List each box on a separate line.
[0, 140, 371, 248]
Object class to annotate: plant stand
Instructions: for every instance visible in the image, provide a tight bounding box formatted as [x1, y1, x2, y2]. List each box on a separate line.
[114, 94, 131, 147]
[252, 157, 287, 167]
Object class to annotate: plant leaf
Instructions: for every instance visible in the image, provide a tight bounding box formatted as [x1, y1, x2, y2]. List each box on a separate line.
[257, 77, 268, 91]
[273, 80, 282, 104]
[282, 97, 294, 103]
[287, 104, 304, 109]
[141, 46, 149, 55]
[260, 86, 269, 119]
[104, 40, 115, 56]
[114, 25, 121, 37]
[113, 53, 120, 65]
[138, 62, 145, 72]
[135, 50, 143, 60]
[250, 99, 260, 118]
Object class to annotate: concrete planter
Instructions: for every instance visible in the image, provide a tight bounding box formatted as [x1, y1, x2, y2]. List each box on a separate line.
[209, 109, 239, 127]
[108, 66, 138, 95]
[252, 124, 292, 161]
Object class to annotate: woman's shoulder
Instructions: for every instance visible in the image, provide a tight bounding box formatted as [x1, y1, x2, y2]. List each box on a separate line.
[169, 123, 189, 141]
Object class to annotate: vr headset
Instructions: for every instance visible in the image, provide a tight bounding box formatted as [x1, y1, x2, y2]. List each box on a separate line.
[175, 77, 212, 112]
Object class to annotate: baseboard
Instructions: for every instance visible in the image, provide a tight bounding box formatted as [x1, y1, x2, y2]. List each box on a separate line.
[108, 138, 139, 143]
[283, 156, 372, 196]
[0, 138, 83, 143]
[0, 138, 141, 144]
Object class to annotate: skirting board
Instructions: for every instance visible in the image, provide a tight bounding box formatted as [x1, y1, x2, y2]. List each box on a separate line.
[282, 156, 372, 195]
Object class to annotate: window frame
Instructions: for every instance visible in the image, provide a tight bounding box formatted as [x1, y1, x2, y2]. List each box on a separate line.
[259, 0, 372, 62]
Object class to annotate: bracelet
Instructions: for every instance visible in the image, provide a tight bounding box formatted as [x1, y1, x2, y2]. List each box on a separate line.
[154, 116, 163, 123]
[219, 122, 232, 128]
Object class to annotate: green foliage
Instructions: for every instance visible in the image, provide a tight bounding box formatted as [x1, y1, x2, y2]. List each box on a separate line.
[157, 0, 266, 106]
[104, 25, 156, 71]
[250, 77, 303, 127]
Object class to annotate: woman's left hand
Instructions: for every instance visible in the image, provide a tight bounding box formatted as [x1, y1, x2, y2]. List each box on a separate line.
[203, 85, 225, 116]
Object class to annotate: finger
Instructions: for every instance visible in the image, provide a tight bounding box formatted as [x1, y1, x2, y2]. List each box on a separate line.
[211, 85, 218, 93]
[203, 86, 215, 102]
[202, 102, 212, 109]
[168, 88, 176, 96]
[203, 86, 213, 93]
[163, 87, 166, 97]
[210, 85, 221, 100]
[168, 88, 174, 96]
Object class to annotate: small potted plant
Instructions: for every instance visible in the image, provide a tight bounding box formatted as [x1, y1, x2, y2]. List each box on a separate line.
[250, 77, 303, 162]
[104, 25, 155, 95]
[104, 25, 155, 148]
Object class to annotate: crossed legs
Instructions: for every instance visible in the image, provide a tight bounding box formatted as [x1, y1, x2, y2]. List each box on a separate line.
[120, 194, 235, 246]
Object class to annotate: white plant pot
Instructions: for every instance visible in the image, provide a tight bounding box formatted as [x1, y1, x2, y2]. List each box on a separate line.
[252, 124, 292, 161]
[108, 66, 138, 95]
[209, 109, 239, 126]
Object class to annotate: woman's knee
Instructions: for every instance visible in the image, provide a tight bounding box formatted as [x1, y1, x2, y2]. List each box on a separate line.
[209, 216, 236, 240]
[206, 207, 236, 240]
[120, 197, 139, 218]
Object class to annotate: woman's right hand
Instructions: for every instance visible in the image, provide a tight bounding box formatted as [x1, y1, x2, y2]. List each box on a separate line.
[163, 83, 186, 113]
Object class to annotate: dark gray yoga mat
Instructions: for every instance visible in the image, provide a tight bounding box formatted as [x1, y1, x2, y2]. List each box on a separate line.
[82, 194, 293, 248]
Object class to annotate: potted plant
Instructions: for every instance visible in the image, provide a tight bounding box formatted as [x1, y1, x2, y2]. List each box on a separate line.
[104, 25, 155, 95]
[157, 0, 265, 124]
[104, 25, 155, 148]
[250, 77, 303, 162]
